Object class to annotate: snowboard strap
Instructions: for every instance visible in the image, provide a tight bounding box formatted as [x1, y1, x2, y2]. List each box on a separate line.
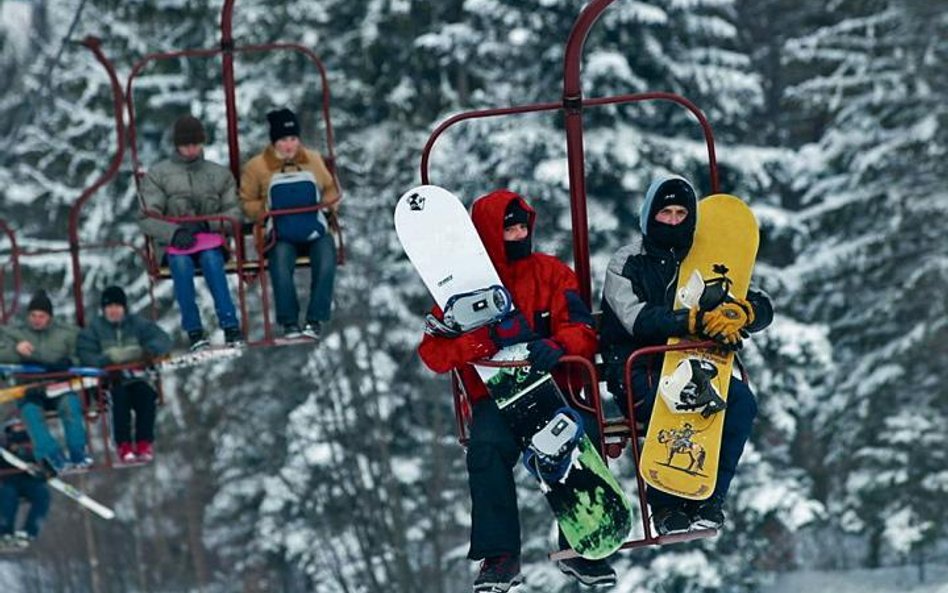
[442, 285, 513, 333]
[424, 313, 462, 338]
[659, 359, 727, 418]
[522, 407, 585, 491]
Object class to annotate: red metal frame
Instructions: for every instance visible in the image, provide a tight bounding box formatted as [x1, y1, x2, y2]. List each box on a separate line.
[429, 0, 730, 556]
[67, 37, 128, 328]
[421, 0, 719, 307]
[0, 219, 21, 325]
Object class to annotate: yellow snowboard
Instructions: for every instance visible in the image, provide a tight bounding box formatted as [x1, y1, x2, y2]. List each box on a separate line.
[638, 194, 759, 500]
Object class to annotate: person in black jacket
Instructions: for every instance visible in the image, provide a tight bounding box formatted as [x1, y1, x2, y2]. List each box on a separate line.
[78, 287, 172, 463]
[599, 175, 773, 536]
[0, 418, 51, 549]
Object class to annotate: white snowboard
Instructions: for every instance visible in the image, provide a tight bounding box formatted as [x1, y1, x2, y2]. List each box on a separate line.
[394, 185, 502, 308]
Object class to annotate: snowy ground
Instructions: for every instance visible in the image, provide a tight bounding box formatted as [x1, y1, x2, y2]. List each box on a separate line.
[762, 565, 948, 593]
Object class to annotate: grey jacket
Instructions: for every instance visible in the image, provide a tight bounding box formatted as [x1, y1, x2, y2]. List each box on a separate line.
[77, 313, 173, 368]
[138, 152, 241, 260]
[0, 319, 79, 368]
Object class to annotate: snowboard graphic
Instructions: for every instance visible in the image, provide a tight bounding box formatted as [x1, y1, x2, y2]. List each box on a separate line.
[396, 185, 632, 559]
[639, 194, 759, 499]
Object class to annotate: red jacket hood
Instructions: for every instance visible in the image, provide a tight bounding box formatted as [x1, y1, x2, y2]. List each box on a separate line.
[470, 189, 536, 280]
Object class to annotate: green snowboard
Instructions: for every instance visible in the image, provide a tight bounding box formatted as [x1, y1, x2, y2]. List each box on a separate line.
[476, 345, 632, 560]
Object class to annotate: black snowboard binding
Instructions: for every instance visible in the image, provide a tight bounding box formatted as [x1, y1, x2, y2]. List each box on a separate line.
[522, 407, 585, 492]
[675, 359, 726, 418]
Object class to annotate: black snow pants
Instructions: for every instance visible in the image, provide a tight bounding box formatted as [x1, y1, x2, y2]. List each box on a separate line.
[466, 398, 601, 559]
[111, 379, 158, 445]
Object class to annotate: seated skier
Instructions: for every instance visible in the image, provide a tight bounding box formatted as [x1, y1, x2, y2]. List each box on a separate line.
[138, 114, 245, 351]
[0, 290, 91, 474]
[418, 189, 614, 592]
[240, 108, 341, 341]
[0, 417, 51, 549]
[598, 175, 773, 535]
[78, 286, 172, 464]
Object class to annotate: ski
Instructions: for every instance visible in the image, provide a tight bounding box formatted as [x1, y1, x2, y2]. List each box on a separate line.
[0, 447, 115, 520]
[0, 376, 101, 405]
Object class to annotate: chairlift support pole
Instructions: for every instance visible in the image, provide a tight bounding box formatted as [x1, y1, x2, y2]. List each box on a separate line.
[220, 0, 241, 181]
[68, 37, 126, 327]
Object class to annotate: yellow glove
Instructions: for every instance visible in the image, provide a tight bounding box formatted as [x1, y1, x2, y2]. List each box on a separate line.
[702, 299, 754, 339]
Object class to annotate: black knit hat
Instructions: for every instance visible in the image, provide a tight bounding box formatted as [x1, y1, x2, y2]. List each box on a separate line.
[27, 290, 53, 315]
[503, 200, 531, 228]
[101, 286, 127, 310]
[267, 108, 301, 143]
[173, 115, 207, 146]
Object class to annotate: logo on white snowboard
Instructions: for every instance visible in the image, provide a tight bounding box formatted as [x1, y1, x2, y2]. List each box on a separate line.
[408, 193, 426, 211]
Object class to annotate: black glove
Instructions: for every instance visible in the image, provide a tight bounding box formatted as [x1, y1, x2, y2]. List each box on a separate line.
[170, 226, 198, 249]
[45, 357, 73, 372]
[489, 311, 537, 348]
[526, 339, 565, 373]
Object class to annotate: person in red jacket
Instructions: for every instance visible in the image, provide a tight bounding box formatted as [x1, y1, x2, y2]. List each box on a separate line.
[419, 189, 614, 592]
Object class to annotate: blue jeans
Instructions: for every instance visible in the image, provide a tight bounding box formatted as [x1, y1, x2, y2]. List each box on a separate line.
[0, 474, 50, 537]
[18, 391, 89, 467]
[167, 249, 238, 333]
[268, 234, 336, 326]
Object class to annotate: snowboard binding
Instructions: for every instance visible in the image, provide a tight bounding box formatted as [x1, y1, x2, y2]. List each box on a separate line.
[677, 264, 735, 313]
[659, 359, 727, 418]
[425, 285, 513, 337]
[522, 407, 585, 492]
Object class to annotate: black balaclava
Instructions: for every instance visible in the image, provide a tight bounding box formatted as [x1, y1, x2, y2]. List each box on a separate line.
[642, 176, 698, 253]
[503, 199, 532, 262]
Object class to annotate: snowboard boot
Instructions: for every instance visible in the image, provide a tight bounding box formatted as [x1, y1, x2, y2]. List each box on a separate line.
[302, 321, 322, 341]
[283, 324, 303, 339]
[652, 505, 692, 536]
[117, 442, 136, 463]
[135, 441, 154, 463]
[188, 330, 210, 352]
[556, 556, 617, 587]
[64, 452, 94, 474]
[690, 496, 726, 530]
[40, 450, 67, 478]
[13, 531, 32, 548]
[473, 554, 523, 593]
[223, 326, 245, 347]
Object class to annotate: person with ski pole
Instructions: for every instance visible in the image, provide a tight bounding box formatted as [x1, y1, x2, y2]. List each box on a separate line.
[0, 417, 51, 549]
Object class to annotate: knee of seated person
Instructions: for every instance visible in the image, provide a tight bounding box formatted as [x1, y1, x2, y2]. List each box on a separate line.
[467, 439, 519, 471]
[22, 388, 46, 407]
[727, 380, 758, 421]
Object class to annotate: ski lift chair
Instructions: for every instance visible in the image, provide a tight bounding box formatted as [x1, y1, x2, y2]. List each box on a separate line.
[422, 0, 733, 558]
[125, 0, 345, 344]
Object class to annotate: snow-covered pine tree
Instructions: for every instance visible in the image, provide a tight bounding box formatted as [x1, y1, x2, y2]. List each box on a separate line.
[780, 0, 948, 569]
